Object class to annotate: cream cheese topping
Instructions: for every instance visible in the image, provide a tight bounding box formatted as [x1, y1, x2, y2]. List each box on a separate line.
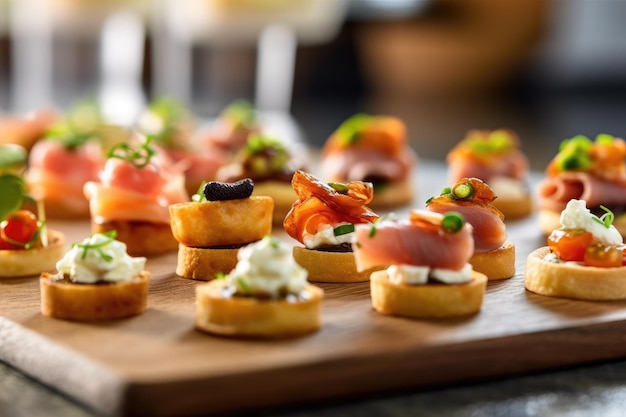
[56, 233, 146, 284]
[302, 222, 353, 249]
[227, 236, 308, 297]
[560, 199, 623, 245]
[387, 263, 472, 285]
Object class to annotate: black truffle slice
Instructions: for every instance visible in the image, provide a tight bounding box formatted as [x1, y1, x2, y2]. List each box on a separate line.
[203, 178, 254, 201]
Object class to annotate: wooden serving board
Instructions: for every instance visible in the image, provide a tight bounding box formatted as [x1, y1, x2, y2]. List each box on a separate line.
[3, 162, 626, 417]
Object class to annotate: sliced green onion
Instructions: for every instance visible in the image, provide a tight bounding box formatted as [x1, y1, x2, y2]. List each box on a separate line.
[441, 212, 465, 233]
[440, 187, 451, 196]
[215, 272, 227, 280]
[336, 114, 369, 146]
[592, 205, 615, 229]
[72, 230, 117, 261]
[451, 183, 474, 200]
[236, 277, 251, 293]
[596, 133, 615, 145]
[328, 182, 349, 194]
[333, 224, 355, 236]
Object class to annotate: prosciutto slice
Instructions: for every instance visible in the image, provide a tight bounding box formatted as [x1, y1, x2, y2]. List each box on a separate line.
[352, 211, 474, 272]
[538, 172, 626, 212]
[320, 147, 415, 183]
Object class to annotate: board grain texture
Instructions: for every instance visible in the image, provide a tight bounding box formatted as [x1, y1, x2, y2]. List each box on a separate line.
[2, 161, 626, 417]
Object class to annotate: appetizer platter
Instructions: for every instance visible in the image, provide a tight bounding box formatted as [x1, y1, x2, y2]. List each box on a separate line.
[3, 160, 626, 417]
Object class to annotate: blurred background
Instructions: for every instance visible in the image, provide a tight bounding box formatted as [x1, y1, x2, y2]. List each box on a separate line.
[1, 0, 626, 170]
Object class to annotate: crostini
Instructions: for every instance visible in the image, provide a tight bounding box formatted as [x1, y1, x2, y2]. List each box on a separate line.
[84, 136, 189, 256]
[538, 134, 626, 236]
[320, 114, 416, 209]
[353, 210, 487, 318]
[195, 235, 323, 338]
[447, 129, 532, 219]
[170, 178, 273, 280]
[525, 199, 626, 300]
[426, 178, 515, 280]
[40, 231, 149, 320]
[283, 170, 380, 282]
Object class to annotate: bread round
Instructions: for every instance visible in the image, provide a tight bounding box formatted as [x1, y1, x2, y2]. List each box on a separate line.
[252, 181, 296, 224]
[92, 220, 177, 257]
[369, 178, 414, 209]
[469, 241, 516, 280]
[169, 196, 273, 247]
[525, 246, 626, 300]
[293, 246, 381, 283]
[539, 209, 626, 237]
[0, 230, 65, 278]
[370, 269, 487, 318]
[40, 271, 149, 320]
[195, 280, 323, 338]
[492, 194, 533, 221]
[176, 244, 240, 280]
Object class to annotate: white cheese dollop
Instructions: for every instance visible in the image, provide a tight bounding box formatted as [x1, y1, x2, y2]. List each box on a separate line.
[302, 223, 354, 249]
[227, 236, 308, 298]
[56, 233, 146, 284]
[560, 199, 623, 245]
[387, 263, 472, 285]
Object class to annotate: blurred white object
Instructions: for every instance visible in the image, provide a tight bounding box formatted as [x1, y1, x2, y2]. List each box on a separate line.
[10, 0, 53, 112]
[99, 11, 146, 125]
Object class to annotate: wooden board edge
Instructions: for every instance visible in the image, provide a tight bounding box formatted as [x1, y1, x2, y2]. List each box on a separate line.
[0, 317, 129, 416]
[121, 320, 626, 417]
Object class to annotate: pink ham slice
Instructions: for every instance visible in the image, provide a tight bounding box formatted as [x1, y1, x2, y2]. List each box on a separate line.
[352, 220, 474, 272]
[448, 150, 527, 183]
[538, 172, 626, 212]
[321, 147, 415, 182]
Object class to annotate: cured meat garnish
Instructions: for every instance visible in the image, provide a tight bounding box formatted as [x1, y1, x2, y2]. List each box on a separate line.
[320, 114, 416, 183]
[426, 178, 506, 252]
[538, 172, 626, 212]
[283, 170, 378, 244]
[447, 129, 528, 183]
[352, 210, 474, 272]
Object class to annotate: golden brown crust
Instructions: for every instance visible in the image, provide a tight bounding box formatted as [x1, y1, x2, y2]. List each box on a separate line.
[292, 246, 382, 283]
[92, 220, 177, 257]
[370, 270, 487, 318]
[469, 241, 516, 280]
[40, 271, 149, 320]
[525, 246, 626, 300]
[0, 230, 65, 278]
[251, 181, 296, 224]
[176, 244, 240, 280]
[169, 197, 273, 247]
[539, 209, 626, 237]
[195, 281, 323, 338]
[492, 194, 533, 220]
[369, 178, 414, 209]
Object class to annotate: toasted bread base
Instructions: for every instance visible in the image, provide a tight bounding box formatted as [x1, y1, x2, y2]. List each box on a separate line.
[252, 181, 296, 224]
[92, 220, 177, 257]
[370, 270, 487, 318]
[539, 209, 626, 237]
[369, 178, 414, 209]
[293, 246, 382, 283]
[40, 271, 149, 320]
[0, 230, 65, 278]
[170, 196, 273, 247]
[525, 246, 626, 300]
[176, 244, 241, 280]
[492, 194, 533, 221]
[195, 281, 323, 338]
[469, 241, 516, 280]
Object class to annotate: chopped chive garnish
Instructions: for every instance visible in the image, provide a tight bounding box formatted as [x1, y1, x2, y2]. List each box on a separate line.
[591, 205, 615, 229]
[368, 213, 391, 238]
[236, 277, 251, 293]
[333, 224, 355, 236]
[441, 212, 465, 233]
[328, 182, 349, 194]
[215, 272, 227, 280]
[451, 183, 474, 200]
[72, 230, 117, 262]
[107, 137, 156, 169]
[268, 236, 281, 249]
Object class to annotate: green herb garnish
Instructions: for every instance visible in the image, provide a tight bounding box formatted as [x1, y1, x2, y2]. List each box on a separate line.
[236, 277, 251, 294]
[0, 174, 30, 222]
[192, 182, 208, 202]
[328, 182, 349, 194]
[0, 144, 27, 171]
[72, 230, 117, 262]
[333, 224, 355, 237]
[555, 135, 593, 172]
[222, 100, 257, 130]
[450, 183, 474, 200]
[336, 114, 369, 146]
[215, 272, 228, 280]
[591, 205, 615, 229]
[368, 214, 392, 238]
[107, 137, 156, 169]
[441, 212, 465, 233]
